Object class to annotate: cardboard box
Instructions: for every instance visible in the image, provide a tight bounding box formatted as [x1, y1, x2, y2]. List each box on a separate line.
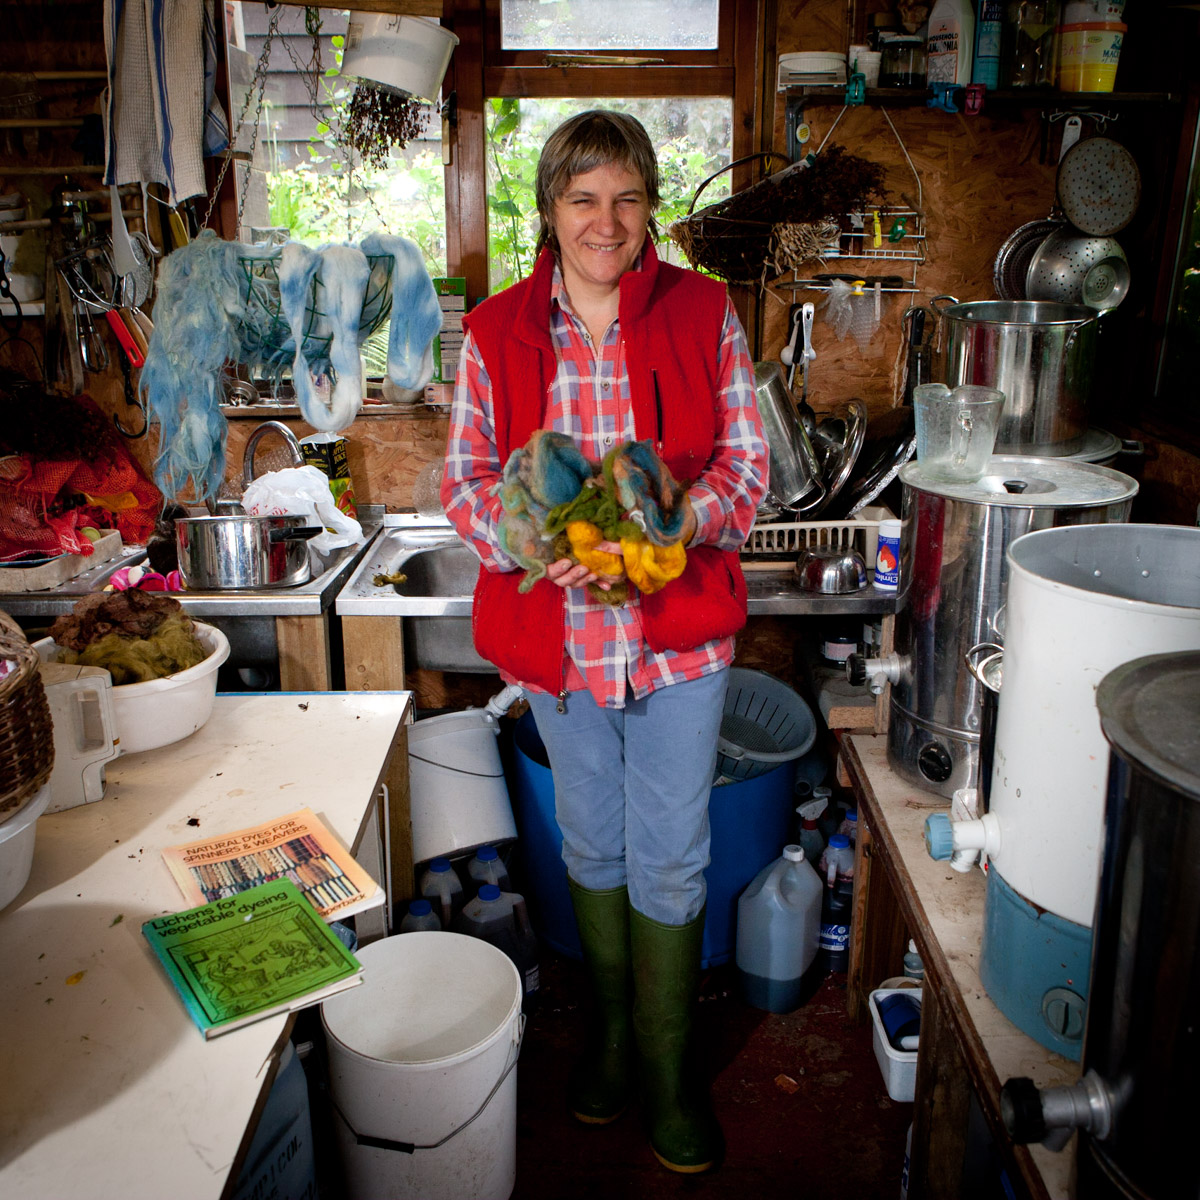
[431, 277, 466, 383]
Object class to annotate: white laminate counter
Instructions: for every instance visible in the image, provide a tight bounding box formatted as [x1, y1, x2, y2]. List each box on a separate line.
[0, 690, 412, 1200]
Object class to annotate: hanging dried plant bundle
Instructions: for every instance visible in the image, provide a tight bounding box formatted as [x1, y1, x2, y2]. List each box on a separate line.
[667, 144, 888, 286]
[339, 83, 431, 168]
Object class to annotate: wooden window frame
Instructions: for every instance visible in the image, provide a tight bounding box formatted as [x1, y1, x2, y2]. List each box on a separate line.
[444, 0, 763, 325]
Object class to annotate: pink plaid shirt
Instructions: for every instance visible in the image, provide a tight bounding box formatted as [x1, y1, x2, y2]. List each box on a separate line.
[443, 258, 767, 709]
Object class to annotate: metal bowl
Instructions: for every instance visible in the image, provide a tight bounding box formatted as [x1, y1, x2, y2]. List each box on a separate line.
[1025, 228, 1126, 305]
[794, 545, 869, 594]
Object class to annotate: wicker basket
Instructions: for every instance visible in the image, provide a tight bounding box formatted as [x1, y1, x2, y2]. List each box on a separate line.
[0, 611, 55, 821]
[666, 153, 840, 286]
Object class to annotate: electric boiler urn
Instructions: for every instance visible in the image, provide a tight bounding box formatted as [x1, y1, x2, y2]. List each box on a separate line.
[980, 524, 1200, 1059]
[1000, 651, 1200, 1200]
[885, 457, 1137, 800]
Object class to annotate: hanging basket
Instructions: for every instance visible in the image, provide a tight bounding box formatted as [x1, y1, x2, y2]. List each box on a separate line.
[667, 153, 841, 286]
[0, 610, 54, 822]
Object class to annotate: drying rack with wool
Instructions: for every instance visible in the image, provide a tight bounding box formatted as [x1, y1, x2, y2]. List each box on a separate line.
[495, 431, 693, 606]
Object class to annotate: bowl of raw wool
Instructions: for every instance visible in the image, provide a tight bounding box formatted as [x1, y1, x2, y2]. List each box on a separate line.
[46, 591, 230, 754]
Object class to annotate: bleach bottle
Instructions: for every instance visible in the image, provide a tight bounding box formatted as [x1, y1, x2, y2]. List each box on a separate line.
[454, 884, 541, 1006]
[736, 845, 823, 1013]
[418, 856, 464, 929]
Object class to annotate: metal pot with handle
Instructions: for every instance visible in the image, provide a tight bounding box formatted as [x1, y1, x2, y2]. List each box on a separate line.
[931, 296, 1099, 457]
[175, 514, 322, 589]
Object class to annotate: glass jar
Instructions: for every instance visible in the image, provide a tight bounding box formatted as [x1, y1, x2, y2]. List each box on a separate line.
[878, 35, 927, 87]
[1001, 0, 1061, 87]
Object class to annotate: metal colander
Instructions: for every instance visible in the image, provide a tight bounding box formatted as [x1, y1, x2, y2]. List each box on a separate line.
[1056, 137, 1141, 237]
[992, 218, 1066, 300]
[1025, 226, 1126, 305]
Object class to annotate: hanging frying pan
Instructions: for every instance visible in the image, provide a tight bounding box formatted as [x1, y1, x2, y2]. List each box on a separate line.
[1056, 137, 1141, 237]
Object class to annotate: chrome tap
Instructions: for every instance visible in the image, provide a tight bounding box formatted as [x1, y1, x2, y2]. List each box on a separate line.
[242, 420, 304, 490]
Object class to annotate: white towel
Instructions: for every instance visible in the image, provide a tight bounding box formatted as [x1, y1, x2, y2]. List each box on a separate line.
[104, 0, 227, 206]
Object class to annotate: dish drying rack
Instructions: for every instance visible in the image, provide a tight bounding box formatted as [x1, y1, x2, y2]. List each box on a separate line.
[780, 205, 926, 296]
[233, 252, 395, 369]
[740, 505, 893, 572]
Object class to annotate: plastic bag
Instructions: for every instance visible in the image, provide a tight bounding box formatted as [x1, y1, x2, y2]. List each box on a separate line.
[241, 466, 363, 555]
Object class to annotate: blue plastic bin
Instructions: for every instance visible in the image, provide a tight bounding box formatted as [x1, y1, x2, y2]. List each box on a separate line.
[510, 711, 794, 968]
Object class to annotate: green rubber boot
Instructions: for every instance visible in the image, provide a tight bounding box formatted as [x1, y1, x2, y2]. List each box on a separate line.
[567, 880, 633, 1124]
[630, 906, 723, 1173]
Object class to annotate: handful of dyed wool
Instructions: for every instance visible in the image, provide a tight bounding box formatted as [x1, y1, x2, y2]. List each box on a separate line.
[48, 590, 208, 685]
[494, 432, 691, 605]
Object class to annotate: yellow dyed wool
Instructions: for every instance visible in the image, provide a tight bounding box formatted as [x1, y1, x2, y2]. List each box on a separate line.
[66, 614, 209, 685]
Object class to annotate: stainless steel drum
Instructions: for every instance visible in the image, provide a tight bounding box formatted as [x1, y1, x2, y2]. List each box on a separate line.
[1079, 651, 1200, 1200]
[934, 298, 1099, 457]
[886, 456, 1137, 799]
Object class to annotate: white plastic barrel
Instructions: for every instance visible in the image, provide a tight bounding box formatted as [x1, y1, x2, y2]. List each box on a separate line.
[321, 932, 524, 1200]
[989, 523, 1200, 925]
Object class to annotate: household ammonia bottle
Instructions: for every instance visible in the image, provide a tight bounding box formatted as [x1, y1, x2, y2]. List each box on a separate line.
[926, 0, 975, 83]
[418, 856, 464, 929]
[736, 845, 823, 1013]
[454, 884, 541, 1005]
[399, 898, 441, 932]
[467, 844, 511, 892]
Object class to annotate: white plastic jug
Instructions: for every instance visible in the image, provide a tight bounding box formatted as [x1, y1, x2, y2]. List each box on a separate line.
[818, 833, 855, 887]
[735, 845, 823, 1013]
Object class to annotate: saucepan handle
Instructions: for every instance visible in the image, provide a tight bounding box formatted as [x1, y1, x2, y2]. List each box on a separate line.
[269, 526, 323, 542]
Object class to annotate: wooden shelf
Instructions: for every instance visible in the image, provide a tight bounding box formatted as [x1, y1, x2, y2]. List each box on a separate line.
[784, 85, 1182, 108]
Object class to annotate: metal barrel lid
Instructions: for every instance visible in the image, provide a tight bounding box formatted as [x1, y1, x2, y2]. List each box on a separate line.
[1097, 651, 1200, 801]
[899, 455, 1138, 507]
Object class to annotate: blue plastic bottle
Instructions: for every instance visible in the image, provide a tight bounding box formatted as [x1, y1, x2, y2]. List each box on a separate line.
[418, 856, 464, 929]
[454, 884, 541, 1005]
[399, 898, 441, 932]
[467, 844, 511, 892]
[736, 845, 824, 1013]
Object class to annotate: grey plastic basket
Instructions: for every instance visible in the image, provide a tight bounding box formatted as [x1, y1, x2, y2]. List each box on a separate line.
[717, 668, 817, 782]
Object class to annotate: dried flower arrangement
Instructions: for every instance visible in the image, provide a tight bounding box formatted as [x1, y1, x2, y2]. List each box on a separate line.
[339, 83, 432, 168]
[667, 145, 888, 286]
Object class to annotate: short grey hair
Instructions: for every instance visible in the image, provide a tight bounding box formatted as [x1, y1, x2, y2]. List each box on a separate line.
[534, 109, 661, 256]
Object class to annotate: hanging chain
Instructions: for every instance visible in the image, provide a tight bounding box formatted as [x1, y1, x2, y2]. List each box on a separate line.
[202, 5, 281, 232]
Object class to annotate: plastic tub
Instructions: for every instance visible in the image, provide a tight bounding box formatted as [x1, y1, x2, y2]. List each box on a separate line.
[1057, 21, 1125, 93]
[110, 623, 230, 753]
[869, 988, 922, 1102]
[341, 13, 459, 102]
[0, 782, 50, 910]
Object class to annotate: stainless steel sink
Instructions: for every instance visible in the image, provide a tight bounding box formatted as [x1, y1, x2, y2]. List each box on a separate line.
[336, 515, 493, 672]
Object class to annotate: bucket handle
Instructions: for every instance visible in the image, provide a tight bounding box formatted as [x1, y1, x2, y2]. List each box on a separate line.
[964, 642, 1003, 691]
[330, 1011, 526, 1155]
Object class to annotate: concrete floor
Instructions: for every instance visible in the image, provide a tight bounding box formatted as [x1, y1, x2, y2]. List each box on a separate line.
[510, 951, 913, 1199]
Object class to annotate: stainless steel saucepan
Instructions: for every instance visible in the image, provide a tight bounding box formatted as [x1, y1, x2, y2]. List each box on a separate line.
[175, 513, 322, 589]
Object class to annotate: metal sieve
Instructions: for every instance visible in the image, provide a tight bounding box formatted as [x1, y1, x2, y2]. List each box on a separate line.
[1025, 227, 1126, 305]
[993, 218, 1067, 300]
[1056, 137, 1141, 237]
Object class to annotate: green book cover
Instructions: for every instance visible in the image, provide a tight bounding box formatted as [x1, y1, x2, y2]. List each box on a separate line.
[142, 878, 363, 1039]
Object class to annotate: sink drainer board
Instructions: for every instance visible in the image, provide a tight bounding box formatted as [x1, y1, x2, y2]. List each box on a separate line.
[741, 505, 893, 571]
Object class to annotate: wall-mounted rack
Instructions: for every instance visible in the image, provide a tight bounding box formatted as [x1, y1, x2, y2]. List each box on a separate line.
[779, 205, 926, 295]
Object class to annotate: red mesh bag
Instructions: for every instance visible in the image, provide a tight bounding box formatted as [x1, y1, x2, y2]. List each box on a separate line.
[0, 394, 163, 560]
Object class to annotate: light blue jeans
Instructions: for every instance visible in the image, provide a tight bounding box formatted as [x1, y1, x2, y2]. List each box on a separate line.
[525, 669, 728, 926]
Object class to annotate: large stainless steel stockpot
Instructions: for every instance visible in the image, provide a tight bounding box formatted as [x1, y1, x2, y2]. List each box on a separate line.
[886, 456, 1137, 800]
[175, 514, 321, 590]
[934, 298, 1099, 457]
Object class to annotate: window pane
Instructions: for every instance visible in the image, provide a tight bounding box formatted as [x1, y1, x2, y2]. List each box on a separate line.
[234, 6, 448, 380]
[484, 98, 733, 293]
[500, 0, 719, 50]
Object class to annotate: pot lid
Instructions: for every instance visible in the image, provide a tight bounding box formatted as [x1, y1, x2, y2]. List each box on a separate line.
[1066, 427, 1122, 463]
[1097, 652, 1200, 801]
[900, 455, 1138, 507]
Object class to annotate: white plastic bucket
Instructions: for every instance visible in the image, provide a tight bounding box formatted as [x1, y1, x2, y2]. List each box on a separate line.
[342, 13, 459, 103]
[989, 524, 1200, 926]
[407, 710, 517, 863]
[321, 932, 523, 1200]
[0, 782, 51, 910]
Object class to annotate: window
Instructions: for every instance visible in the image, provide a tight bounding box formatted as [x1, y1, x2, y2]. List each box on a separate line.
[448, 0, 760, 310]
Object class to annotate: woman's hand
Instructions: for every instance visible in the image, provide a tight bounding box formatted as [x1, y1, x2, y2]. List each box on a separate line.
[545, 539, 624, 591]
